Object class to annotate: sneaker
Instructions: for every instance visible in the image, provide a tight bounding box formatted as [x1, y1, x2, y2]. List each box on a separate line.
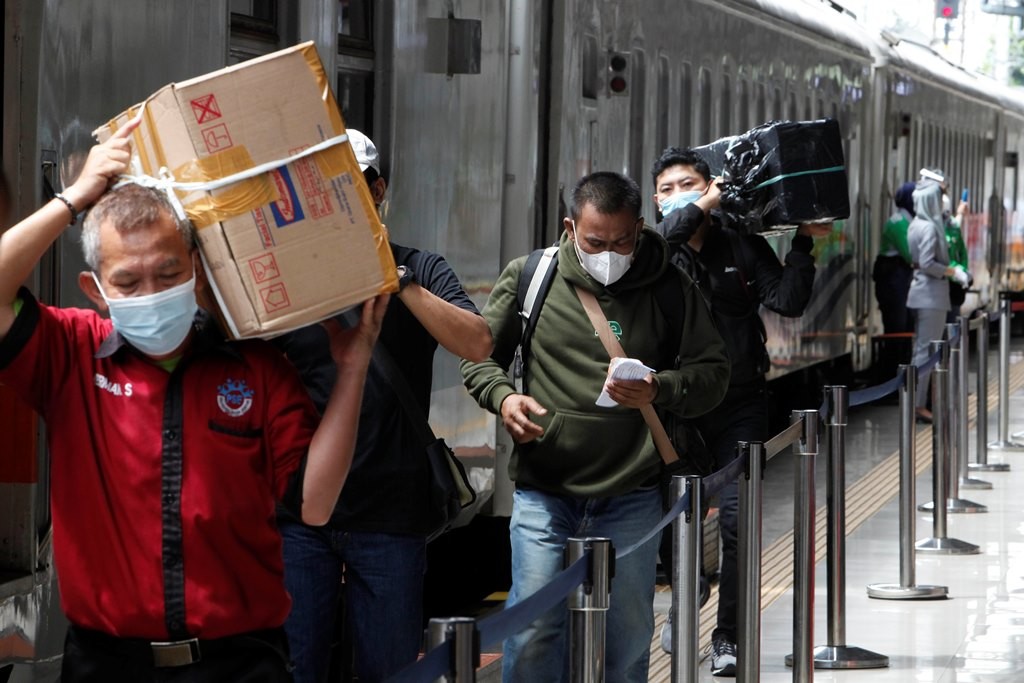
[660, 612, 672, 654]
[710, 637, 737, 677]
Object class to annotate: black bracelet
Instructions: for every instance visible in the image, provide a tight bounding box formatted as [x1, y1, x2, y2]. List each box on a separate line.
[53, 193, 78, 222]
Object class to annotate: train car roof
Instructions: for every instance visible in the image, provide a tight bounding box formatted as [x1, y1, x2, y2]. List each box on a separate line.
[724, 0, 883, 61]
[880, 35, 1004, 108]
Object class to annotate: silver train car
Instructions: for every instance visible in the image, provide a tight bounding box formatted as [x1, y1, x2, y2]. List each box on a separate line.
[3, 1, 1024, 677]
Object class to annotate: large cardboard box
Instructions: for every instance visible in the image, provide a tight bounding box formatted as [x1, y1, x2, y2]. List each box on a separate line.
[95, 42, 396, 338]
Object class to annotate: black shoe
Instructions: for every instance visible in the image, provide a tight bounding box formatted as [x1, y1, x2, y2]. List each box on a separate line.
[711, 637, 737, 677]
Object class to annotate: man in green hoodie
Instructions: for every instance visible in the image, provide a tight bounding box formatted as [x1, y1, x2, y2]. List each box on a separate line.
[461, 171, 729, 682]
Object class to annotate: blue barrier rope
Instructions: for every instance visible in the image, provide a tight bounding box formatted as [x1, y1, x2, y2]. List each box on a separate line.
[386, 642, 450, 683]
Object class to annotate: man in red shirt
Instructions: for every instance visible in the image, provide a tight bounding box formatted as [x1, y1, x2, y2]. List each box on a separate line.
[0, 123, 387, 681]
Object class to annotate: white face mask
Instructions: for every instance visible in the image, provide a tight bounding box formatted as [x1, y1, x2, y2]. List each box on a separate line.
[941, 193, 952, 216]
[92, 272, 198, 356]
[571, 221, 634, 286]
[660, 190, 704, 217]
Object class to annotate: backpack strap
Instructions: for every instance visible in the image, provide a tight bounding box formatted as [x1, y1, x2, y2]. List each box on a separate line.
[724, 228, 758, 305]
[514, 245, 559, 391]
[652, 270, 685, 366]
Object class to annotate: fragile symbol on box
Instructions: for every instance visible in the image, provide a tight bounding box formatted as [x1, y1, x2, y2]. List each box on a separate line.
[260, 283, 291, 313]
[190, 94, 222, 124]
[202, 123, 233, 153]
[249, 253, 281, 283]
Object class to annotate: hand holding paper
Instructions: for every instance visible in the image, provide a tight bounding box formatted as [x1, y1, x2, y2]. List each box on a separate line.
[597, 357, 657, 408]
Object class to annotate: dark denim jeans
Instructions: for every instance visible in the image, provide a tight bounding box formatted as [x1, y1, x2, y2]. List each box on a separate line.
[696, 381, 768, 644]
[279, 521, 426, 683]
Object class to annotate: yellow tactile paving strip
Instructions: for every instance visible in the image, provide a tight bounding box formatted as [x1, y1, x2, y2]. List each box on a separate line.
[647, 360, 1024, 681]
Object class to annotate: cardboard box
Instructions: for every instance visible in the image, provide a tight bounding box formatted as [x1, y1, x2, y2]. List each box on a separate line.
[95, 42, 396, 338]
[693, 119, 850, 232]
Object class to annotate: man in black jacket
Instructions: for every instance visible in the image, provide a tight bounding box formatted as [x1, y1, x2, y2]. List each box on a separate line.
[652, 147, 820, 677]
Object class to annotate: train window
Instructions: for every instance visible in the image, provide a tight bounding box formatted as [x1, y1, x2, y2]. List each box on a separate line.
[698, 67, 712, 144]
[804, 96, 813, 121]
[656, 55, 669, 153]
[628, 48, 647, 183]
[787, 91, 798, 120]
[337, 0, 375, 134]
[756, 83, 767, 127]
[817, 98, 824, 120]
[581, 35, 599, 101]
[338, 0, 373, 49]
[773, 87, 782, 121]
[719, 73, 732, 137]
[680, 63, 693, 147]
[229, 0, 282, 63]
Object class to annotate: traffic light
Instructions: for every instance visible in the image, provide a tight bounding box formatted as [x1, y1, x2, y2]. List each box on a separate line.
[935, 0, 959, 19]
[607, 52, 630, 96]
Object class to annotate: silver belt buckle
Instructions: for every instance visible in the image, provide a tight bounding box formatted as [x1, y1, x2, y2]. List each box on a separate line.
[151, 638, 201, 667]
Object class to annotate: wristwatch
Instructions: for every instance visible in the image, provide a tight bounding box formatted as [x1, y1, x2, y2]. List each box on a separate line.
[396, 265, 415, 292]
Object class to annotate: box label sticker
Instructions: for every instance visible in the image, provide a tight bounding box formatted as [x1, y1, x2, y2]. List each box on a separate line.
[269, 167, 306, 227]
[190, 94, 222, 124]
[260, 283, 291, 313]
[249, 253, 280, 284]
[202, 123, 233, 153]
[291, 146, 333, 219]
[252, 208, 275, 248]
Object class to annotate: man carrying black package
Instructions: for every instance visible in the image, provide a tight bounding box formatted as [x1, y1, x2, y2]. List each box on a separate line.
[652, 146, 824, 677]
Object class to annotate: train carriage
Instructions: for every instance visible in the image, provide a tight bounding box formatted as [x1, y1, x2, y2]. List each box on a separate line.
[2, 1, 1024, 679]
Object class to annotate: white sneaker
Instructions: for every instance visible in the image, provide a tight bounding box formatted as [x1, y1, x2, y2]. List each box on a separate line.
[711, 637, 737, 677]
[660, 612, 672, 654]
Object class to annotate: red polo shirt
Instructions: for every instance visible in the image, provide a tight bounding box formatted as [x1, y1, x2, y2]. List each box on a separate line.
[0, 290, 318, 639]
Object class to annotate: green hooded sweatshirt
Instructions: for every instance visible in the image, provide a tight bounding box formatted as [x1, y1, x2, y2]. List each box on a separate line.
[460, 227, 730, 498]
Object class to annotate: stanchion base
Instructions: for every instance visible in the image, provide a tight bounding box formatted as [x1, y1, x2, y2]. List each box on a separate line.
[866, 582, 948, 600]
[969, 462, 1011, 472]
[916, 537, 980, 554]
[784, 646, 889, 669]
[917, 498, 988, 514]
[959, 477, 993, 490]
[988, 440, 1024, 451]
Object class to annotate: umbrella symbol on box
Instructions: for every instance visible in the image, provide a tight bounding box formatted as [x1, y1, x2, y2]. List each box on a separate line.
[249, 254, 280, 283]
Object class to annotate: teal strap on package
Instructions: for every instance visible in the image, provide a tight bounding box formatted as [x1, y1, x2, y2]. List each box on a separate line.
[753, 165, 845, 191]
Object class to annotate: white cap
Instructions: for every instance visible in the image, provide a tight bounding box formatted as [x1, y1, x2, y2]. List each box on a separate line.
[919, 167, 945, 184]
[347, 129, 380, 175]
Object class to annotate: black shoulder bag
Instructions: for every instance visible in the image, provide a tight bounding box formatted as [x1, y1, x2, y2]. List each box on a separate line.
[373, 345, 476, 541]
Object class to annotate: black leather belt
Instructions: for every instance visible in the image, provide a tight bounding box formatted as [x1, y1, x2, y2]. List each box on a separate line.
[68, 625, 286, 668]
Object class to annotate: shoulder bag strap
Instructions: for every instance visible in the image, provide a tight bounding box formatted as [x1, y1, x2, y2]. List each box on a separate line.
[573, 285, 679, 465]
[372, 343, 436, 449]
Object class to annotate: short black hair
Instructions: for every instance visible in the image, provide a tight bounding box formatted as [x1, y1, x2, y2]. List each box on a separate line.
[650, 147, 711, 186]
[570, 171, 642, 220]
[363, 167, 381, 186]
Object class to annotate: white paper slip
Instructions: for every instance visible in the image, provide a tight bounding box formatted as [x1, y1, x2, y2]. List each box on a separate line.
[596, 357, 656, 407]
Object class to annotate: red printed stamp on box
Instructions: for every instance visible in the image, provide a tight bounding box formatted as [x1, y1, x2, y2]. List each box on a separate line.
[190, 94, 222, 124]
[290, 145, 334, 219]
[248, 253, 280, 284]
[201, 123, 233, 153]
[259, 283, 291, 313]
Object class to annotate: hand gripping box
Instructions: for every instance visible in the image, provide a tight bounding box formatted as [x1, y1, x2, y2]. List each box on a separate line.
[693, 119, 850, 232]
[95, 42, 396, 338]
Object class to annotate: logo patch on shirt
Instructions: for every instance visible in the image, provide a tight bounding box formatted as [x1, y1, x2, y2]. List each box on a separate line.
[594, 321, 623, 340]
[217, 379, 254, 417]
[94, 373, 132, 397]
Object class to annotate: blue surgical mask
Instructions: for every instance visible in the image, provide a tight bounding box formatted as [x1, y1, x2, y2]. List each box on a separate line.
[92, 272, 198, 356]
[660, 190, 704, 217]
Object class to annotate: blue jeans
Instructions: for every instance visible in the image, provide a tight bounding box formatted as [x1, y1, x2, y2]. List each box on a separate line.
[503, 486, 662, 683]
[279, 521, 426, 683]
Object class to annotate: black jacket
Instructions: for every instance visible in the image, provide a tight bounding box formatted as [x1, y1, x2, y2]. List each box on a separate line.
[655, 203, 815, 385]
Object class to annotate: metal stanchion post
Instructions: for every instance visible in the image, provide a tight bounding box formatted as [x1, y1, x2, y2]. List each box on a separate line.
[427, 617, 479, 683]
[919, 340, 987, 512]
[567, 537, 611, 683]
[970, 312, 1009, 472]
[916, 342, 980, 555]
[867, 366, 947, 599]
[738, 441, 763, 683]
[788, 410, 818, 683]
[805, 387, 888, 668]
[670, 475, 702, 683]
[956, 316, 992, 490]
[990, 295, 1024, 450]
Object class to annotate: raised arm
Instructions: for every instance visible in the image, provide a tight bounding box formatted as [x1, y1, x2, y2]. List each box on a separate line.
[397, 271, 493, 362]
[300, 293, 388, 525]
[0, 122, 136, 338]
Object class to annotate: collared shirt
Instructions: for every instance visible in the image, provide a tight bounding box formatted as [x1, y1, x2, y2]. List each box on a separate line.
[0, 290, 317, 640]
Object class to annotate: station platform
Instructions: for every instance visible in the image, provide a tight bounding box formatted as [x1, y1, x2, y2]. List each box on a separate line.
[648, 340, 1024, 681]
